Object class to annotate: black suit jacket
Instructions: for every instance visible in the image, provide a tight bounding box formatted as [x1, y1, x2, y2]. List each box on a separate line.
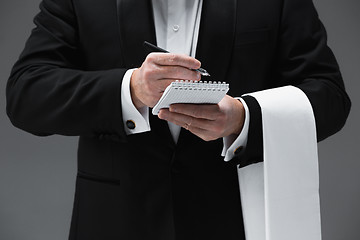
[7, 0, 351, 239]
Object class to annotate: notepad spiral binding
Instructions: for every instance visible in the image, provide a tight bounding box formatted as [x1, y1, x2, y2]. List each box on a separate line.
[171, 80, 229, 91]
[152, 80, 230, 115]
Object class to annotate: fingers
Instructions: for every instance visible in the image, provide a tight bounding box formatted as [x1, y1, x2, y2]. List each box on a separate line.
[169, 104, 220, 120]
[186, 126, 218, 142]
[158, 109, 216, 131]
[159, 66, 201, 82]
[147, 52, 201, 70]
[157, 96, 246, 141]
[158, 109, 220, 142]
[130, 53, 202, 109]
[142, 65, 200, 83]
[145, 53, 201, 81]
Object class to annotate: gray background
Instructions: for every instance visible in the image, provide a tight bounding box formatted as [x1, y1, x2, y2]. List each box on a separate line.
[0, 0, 359, 239]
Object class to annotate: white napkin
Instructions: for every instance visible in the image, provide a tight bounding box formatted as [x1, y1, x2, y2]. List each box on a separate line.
[238, 86, 321, 240]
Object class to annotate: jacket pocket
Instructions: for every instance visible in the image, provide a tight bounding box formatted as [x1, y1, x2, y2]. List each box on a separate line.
[77, 171, 120, 185]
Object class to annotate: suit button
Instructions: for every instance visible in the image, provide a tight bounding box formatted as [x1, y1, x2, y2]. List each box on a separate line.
[126, 120, 136, 129]
[234, 146, 244, 155]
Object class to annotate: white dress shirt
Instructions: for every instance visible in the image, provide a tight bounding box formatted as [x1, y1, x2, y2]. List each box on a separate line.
[120, 0, 249, 160]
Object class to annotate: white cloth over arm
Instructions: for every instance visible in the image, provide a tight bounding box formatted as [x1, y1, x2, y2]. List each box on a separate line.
[237, 86, 321, 240]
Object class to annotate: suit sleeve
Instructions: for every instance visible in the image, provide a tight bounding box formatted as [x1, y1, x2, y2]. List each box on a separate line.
[278, 0, 351, 141]
[6, 0, 128, 141]
[231, 0, 351, 167]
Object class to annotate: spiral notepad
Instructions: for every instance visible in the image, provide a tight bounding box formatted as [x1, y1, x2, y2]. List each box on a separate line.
[152, 80, 230, 115]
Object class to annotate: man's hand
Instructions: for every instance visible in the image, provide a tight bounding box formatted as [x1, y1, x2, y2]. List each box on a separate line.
[158, 95, 245, 141]
[130, 53, 201, 109]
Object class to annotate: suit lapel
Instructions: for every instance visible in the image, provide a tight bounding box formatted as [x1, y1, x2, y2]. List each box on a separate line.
[116, 0, 157, 68]
[117, 0, 175, 145]
[195, 0, 237, 82]
[178, 0, 237, 145]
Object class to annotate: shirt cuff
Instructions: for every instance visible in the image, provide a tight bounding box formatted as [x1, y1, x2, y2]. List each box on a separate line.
[221, 98, 250, 161]
[121, 69, 151, 135]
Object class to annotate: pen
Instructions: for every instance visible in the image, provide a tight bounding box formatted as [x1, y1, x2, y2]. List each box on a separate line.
[143, 41, 210, 77]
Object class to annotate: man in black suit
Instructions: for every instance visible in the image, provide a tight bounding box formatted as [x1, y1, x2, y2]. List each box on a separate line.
[6, 0, 351, 239]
